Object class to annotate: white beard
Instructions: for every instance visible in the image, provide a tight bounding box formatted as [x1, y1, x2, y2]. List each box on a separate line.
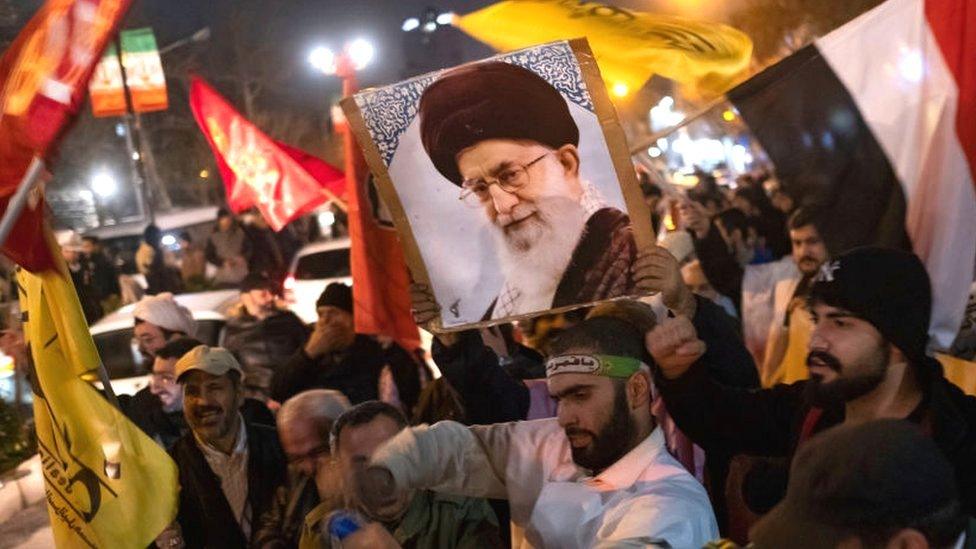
[493, 196, 588, 315]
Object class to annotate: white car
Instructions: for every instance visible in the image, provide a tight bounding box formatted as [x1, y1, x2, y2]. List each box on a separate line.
[283, 237, 352, 324]
[89, 289, 239, 396]
[80, 206, 221, 285]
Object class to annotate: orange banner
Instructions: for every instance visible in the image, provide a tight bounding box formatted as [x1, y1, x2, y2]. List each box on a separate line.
[0, 0, 132, 272]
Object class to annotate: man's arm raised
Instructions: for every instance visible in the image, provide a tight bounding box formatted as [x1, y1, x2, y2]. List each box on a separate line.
[646, 316, 805, 457]
[357, 421, 514, 515]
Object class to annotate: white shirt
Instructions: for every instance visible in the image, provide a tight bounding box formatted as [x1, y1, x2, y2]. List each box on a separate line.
[373, 418, 718, 549]
[194, 416, 251, 538]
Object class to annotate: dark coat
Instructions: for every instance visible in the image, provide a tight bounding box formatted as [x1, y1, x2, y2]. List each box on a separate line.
[552, 207, 637, 308]
[222, 309, 309, 399]
[252, 473, 319, 548]
[270, 334, 422, 410]
[691, 224, 744, 315]
[242, 225, 284, 279]
[430, 331, 532, 425]
[483, 207, 637, 320]
[170, 422, 286, 548]
[657, 357, 976, 517]
[144, 247, 184, 296]
[81, 252, 120, 301]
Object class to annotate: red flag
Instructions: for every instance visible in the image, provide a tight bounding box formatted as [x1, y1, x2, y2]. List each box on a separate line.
[0, 0, 132, 271]
[342, 84, 421, 351]
[189, 77, 338, 231]
[275, 140, 346, 205]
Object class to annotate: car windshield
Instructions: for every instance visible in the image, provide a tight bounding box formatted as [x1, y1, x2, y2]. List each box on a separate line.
[93, 319, 225, 380]
[295, 249, 350, 280]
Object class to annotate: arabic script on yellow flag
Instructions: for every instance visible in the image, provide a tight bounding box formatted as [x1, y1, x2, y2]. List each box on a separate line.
[17, 228, 178, 548]
[455, 0, 753, 97]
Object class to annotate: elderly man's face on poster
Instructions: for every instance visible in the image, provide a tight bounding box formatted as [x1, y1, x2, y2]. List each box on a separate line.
[344, 40, 651, 329]
[457, 140, 583, 254]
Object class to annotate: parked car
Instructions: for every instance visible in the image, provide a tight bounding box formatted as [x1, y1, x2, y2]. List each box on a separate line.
[283, 237, 352, 324]
[89, 289, 239, 396]
[82, 206, 220, 276]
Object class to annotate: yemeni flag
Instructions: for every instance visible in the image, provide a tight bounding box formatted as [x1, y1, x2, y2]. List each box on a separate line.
[89, 42, 127, 117]
[189, 76, 343, 231]
[728, 0, 976, 349]
[0, 0, 133, 272]
[120, 28, 167, 113]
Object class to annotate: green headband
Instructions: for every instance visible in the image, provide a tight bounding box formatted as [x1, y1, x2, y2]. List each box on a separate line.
[545, 354, 644, 379]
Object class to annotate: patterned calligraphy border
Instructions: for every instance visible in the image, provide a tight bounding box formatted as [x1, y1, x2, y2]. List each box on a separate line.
[353, 40, 595, 167]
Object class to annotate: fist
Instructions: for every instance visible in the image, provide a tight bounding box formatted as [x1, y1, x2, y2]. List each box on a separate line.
[355, 466, 400, 516]
[633, 245, 695, 318]
[409, 283, 439, 329]
[678, 200, 710, 238]
[645, 316, 706, 380]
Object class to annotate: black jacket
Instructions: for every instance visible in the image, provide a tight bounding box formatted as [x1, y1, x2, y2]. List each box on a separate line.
[222, 309, 309, 399]
[81, 252, 120, 301]
[270, 334, 422, 410]
[657, 358, 976, 516]
[431, 331, 533, 425]
[170, 422, 286, 548]
[691, 225, 745, 315]
[252, 473, 319, 548]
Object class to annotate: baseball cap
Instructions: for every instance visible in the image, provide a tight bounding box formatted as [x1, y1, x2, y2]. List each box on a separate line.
[750, 419, 961, 548]
[175, 345, 245, 382]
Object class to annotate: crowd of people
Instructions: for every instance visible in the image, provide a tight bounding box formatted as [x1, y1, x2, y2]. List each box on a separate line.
[51, 206, 323, 326]
[0, 125, 958, 548]
[73, 161, 972, 548]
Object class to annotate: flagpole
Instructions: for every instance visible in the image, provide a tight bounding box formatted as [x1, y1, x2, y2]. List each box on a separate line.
[0, 158, 123, 408]
[0, 157, 44, 248]
[322, 187, 348, 213]
[628, 95, 726, 155]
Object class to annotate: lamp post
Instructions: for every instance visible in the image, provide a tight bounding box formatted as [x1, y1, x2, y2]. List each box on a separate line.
[307, 38, 375, 225]
[307, 37, 374, 95]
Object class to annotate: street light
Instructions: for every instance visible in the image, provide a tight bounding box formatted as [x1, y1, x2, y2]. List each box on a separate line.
[159, 26, 211, 56]
[308, 39, 375, 76]
[402, 18, 420, 32]
[402, 8, 454, 34]
[91, 171, 117, 198]
[346, 38, 374, 71]
[308, 45, 337, 75]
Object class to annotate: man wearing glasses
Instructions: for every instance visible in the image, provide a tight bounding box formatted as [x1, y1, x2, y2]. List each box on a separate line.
[419, 61, 637, 320]
[254, 389, 351, 548]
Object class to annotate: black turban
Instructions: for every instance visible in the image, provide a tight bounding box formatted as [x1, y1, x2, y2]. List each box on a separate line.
[419, 61, 579, 186]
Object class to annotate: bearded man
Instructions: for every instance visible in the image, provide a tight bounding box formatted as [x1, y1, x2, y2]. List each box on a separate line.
[163, 346, 286, 548]
[419, 61, 637, 320]
[648, 246, 976, 517]
[354, 316, 718, 548]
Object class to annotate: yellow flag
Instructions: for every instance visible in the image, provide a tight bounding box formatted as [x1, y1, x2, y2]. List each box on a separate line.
[17, 228, 178, 548]
[454, 0, 753, 97]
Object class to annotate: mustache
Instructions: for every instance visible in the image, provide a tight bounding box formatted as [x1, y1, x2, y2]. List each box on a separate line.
[565, 427, 596, 439]
[192, 406, 223, 417]
[807, 350, 843, 373]
[798, 256, 818, 263]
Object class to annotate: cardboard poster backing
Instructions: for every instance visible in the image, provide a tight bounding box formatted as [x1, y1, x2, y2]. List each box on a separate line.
[341, 38, 653, 332]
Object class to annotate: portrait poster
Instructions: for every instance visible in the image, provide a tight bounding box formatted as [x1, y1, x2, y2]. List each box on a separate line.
[342, 39, 653, 331]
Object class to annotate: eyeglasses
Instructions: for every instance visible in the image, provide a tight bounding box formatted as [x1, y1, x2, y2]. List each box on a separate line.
[458, 152, 552, 206]
[286, 443, 331, 465]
